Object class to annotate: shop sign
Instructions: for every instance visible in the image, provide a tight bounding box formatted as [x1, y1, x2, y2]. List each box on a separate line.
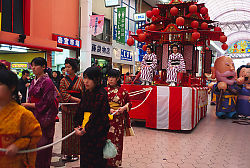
[52, 34, 81, 48]
[121, 49, 132, 61]
[117, 7, 126, 44]
[92, 41, 112, 58]
[134, 13, 146, 21]
[226, 53, 250, 59]
[11, 63, 28, 69]
[105, 0, 120, 7]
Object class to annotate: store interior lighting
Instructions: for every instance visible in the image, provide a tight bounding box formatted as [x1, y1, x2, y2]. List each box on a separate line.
[0, 44, 28, 53]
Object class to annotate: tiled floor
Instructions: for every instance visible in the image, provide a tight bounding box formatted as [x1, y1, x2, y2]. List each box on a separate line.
[50, 104, 250, 168]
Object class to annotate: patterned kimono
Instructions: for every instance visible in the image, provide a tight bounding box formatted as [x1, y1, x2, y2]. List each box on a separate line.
[236, 85, 250, 116]
[166, 53, 186, 83]
[105, 85, 132, 167]
[59, 75, 84, 155]
[140, 53, 157, 83]
[0, 101, 42, 168]
[74, 87, 110, 168]
[28, 74, 58, 168]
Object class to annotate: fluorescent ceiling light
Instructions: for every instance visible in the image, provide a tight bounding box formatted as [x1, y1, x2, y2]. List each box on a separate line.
[0, 44, 28, 53]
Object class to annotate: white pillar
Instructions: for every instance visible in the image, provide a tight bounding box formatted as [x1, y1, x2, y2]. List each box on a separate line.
[79, 0, 92, 73]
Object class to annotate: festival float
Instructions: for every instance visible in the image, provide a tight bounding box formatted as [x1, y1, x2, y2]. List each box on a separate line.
[123, 0, 229, 130]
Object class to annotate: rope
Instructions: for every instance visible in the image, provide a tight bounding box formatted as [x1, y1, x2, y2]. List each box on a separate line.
[131, 87, 153, 110]
[0, 131, 76, 154]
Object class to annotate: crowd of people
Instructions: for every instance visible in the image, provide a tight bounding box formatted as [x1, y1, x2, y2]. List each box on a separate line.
[0, 57, 133, 168]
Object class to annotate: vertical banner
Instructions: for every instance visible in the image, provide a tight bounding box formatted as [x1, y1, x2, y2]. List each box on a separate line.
[90, 15, 104, 36]
[117, 7, 126, 44]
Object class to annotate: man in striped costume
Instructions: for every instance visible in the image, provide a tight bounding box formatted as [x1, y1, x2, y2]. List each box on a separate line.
[140, 45, 157, 85]
[166, 45, 186, 86]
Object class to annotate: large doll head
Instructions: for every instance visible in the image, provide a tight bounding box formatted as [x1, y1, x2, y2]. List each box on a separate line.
[237, 65, 250, 85]
[211, 56, 236, 85]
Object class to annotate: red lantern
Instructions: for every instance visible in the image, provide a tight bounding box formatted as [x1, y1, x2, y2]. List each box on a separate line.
[220, 36, 227, 43]
[145, 26, 150, 30]
[146, 10, 153, 19]
[203, 14, 208, 19]
[151, 16, 157, 22]
[136, 29, 143, 35]
[170, 7, 178, 16]
[150, 24, 156, 31]
[127, 37, 134, 46]
[201, 22, 208, 30]
[189, 5, 197, 14]
[152, 8, 160, 16]
[142, 45, 147, 51]
[176, 17, 185, 26]
[200, 7, 208, 15]
[192, 31, 200, 40]
[214, 27, 221, 32]
[191, 21, 199, 29]
[138, 33, 146, 42]
[206, 47, 209, 50]
[222, 43, 228, 50]
[206, 17, 210, 20]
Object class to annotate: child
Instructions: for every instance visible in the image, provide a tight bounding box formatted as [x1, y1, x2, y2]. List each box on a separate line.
[0, 69, 42, 168]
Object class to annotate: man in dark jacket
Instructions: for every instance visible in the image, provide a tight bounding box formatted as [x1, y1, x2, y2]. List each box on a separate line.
[18, 70, 30, 103]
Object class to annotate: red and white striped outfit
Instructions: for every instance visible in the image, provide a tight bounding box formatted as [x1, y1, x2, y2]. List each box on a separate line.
[166, 53, 186, 83]
[140, 53, 157, 83]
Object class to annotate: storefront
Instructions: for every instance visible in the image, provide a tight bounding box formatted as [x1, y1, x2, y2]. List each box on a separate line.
[91, 40, 113, 84]
[52, 34, 81, 71]
[0, 44, 46, 78]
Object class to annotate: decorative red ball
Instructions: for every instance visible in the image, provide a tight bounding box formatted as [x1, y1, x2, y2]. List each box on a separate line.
[200, 7, 208, 15]
[127, 37, 134, 46]
[191, 21, 199, 29]
[136, 29, 143, 35]
[146, 10, 153, 19]
[214, 27, 221, 32]
[170, 7, 178, 16]
[192, 31, 200, 40]
[206, 16, 210, 20]
[151, 16, 157, 22]
[176, 17, 185, 26]
[201, 22, 208, 30]
[189, 5, 197, 14]
[152, 8, 160, 16]
[142, 44, 147, 51]
[138, 33, 146, 42]
[220, 36, 227, 43]
[206, 47, 209, 50]
[150, 24, 156, 31]
[221, 43, 228, 50]
[145, 26, 150, 30]
[203, 14, 208, 19]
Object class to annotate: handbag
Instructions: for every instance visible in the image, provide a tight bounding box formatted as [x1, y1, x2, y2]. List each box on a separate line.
[103, 139, 118, 159]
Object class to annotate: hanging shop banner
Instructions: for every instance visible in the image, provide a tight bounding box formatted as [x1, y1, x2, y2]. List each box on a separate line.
[90, 15, 105, 36]
[121, 49, 132, 61]
[117, 7, 126, 44]
[228, 40, 250, 54]
[92, 41, 112, 58]
[134, 13, 146, 22]
[52, 34, 81, 48]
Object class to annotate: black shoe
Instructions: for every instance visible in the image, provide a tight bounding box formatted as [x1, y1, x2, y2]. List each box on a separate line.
[67, 155, 79, 162]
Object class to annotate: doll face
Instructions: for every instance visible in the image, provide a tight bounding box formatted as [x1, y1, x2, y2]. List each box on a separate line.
[146, 48, 152, 54]
[83, 77, 95, 91]
[213, 56, 236, 85]
[108, 77, 119, 86]
[239, 67, 250, 84]
[0, 84, 12, 106]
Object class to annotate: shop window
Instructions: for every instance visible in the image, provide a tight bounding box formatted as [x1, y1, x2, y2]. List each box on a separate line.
[1, 0, 24, 34]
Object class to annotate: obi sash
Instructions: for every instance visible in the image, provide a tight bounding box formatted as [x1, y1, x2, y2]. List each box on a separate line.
[30, 96, 40, 103]
[108, 102, 121, 120]
[145, 60, 153, 65]
[171, 60, 180, 65]
[82, 112, 92, 128]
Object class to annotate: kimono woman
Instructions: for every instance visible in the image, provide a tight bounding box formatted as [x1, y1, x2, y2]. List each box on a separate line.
[105, 69, 133, 167]
[59, 58, 83, 161]
[74, 66, 110, 168]
[140, 45, 157, 85]
[22, 57, 58, 168]
[0, 69, 42, 168]
[166, 45, 186, 86]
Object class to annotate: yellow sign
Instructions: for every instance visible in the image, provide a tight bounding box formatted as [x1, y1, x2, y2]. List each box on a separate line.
[11, 63, 28, 69]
